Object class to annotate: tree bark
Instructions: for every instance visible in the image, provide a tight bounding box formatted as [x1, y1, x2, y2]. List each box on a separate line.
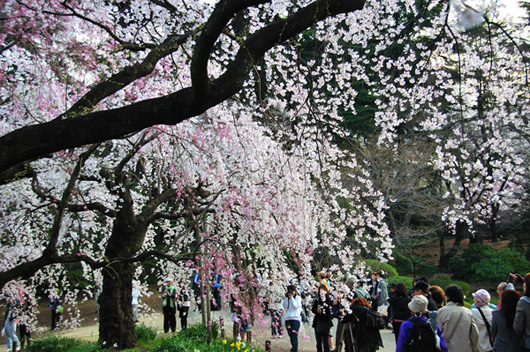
[98, 195, 147, 349]
[438, 220, 467, 268]
[99, 261, 137, 349]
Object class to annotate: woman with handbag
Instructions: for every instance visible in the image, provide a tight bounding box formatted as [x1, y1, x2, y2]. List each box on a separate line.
[312, 284, 333, 352]
[471, 289, 494, 352]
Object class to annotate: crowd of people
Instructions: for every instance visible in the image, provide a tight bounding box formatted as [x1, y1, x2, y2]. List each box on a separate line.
[5, 270, 530, 352]
[254, 271, 530, 352]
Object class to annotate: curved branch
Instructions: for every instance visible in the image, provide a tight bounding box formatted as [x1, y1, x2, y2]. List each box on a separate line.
[0, 0, 365, 173]
[64, 30, 196, 118]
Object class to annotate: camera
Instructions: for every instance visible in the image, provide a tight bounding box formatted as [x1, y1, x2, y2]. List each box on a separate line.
[508, 273, 524, 284]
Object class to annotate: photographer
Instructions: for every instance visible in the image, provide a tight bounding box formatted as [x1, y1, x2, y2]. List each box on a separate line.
[282, 284, 302, 352]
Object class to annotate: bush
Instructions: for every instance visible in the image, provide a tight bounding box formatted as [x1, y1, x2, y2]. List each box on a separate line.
[391, 250, 414, 276]
[135, 323, 157, 343]
[415, 261, 438, 278]
[364, 259, 398, 278]
[387, 275, 414, 288]
[448, 243, 529, 283]
[26, 336, 102, 352]
[430, 274, 453, 291]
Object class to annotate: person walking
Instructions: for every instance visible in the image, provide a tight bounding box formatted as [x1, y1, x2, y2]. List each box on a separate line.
[312, 284, 333, 352]
[267, 284, 284, 339]
[50, 289, 61, 331]
[389, 282, 411, 342]
[491, 289, 522, 352]
[177, 286, 191, 331]
[132, 281, 140, 323]
[369, 272, 380, 311]
[162, 277, 177, 333]
[514, 273, 530, 351]
[3, 298, 20, 352]
[471, 289, 493, 352]
[438, 284, 479, 352]
[18, 292, 32, 350]
[282, 284, 302, 352]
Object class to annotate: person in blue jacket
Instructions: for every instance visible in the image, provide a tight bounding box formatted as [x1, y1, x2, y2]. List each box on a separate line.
[396, 294, 448, 352]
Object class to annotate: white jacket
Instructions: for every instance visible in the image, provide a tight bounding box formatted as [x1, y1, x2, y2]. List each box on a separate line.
[282, 294, 302, 321]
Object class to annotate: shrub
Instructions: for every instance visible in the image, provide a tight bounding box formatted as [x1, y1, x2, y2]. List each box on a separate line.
[453, 280, 470, 298]
[26, 336, 102, 352]
[391, 250, 414, 276]
[430, 274, 453, 291]
[415, 261, 438, 278]
[135, 323, 157, 343]
[364, 259, 398, 278]
[448, 243, 529, 283]
[387, 275, 414, 288]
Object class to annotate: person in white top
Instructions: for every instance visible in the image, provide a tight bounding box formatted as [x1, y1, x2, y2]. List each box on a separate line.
[282, 284, 302, 352]
[471, 289, 493, 352]
[131, 281, 140, 323]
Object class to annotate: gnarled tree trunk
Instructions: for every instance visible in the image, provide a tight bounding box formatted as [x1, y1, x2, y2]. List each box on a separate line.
[98, 201, 147, 350]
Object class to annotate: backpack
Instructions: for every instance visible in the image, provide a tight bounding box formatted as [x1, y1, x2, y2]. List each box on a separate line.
[406, 317, 438, 352]
[365, 309, 386, 330]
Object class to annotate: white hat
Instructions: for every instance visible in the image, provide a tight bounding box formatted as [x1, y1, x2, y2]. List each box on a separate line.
[164, 277, 172, 282]
[408, 294, 428, 313]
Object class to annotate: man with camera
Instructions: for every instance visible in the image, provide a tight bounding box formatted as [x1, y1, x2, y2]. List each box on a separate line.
[282, 284, 302, 352]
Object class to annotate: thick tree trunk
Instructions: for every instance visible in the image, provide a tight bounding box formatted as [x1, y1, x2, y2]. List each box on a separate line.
[98, 203, 146, 350]
[99, 262, 137, 349]
[490, 202, 500, 243]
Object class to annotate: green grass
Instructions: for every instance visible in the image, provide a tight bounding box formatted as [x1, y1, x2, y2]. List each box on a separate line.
[26, 336, 103, 352]
[26, 324, 265, 352]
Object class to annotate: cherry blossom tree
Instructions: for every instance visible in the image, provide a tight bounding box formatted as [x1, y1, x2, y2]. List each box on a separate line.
[0, 0, 366, 175]
[0, 101, 393, 347]
[1, 0, 529, 349]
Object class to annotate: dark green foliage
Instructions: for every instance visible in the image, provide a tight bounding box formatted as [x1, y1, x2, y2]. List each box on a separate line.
[430, 274, 452, 291]
[415, 261, 438, 278]
[448, 243, 529, 283]
[135, 323, 157, 343]
[26, 336, 102, 352]
[391, 249, 414, 276]
[387, 275, 414, 288]
[364, 259, 398, 277]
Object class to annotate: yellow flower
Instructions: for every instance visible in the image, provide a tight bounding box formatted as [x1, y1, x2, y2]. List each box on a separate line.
[222, 340, 227, 344]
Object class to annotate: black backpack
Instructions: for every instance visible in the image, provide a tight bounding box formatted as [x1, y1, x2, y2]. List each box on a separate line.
[365, 309, 386, 330]
[406, 317, 438, 352]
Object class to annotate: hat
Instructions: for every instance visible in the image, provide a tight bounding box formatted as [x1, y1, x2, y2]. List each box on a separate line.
[408, 294, 428, 313]
[472, 289, 491, 307]
[164, 277, 172, 282]
[345, 276, 356, 285]
[414, 280, 429, 293]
